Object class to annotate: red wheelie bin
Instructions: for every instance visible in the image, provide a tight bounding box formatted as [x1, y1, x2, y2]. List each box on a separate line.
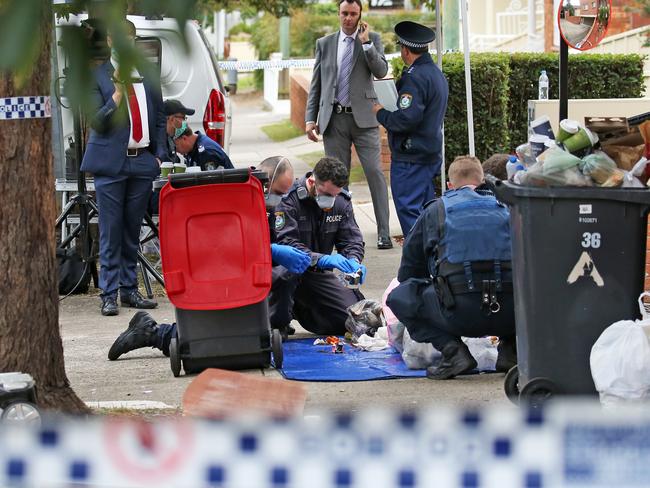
[158, 168, 283, 376]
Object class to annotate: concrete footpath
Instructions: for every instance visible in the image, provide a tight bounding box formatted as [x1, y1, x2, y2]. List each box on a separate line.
[59, 94, 509, 413]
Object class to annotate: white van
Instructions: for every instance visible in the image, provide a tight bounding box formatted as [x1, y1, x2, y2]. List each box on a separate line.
[54, 13, 232, 173]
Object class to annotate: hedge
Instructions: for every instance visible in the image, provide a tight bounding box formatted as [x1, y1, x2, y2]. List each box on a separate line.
[391, 52, 645, 167]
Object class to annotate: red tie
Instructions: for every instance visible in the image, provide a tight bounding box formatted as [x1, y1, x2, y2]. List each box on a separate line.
[127, 84, 143, 142]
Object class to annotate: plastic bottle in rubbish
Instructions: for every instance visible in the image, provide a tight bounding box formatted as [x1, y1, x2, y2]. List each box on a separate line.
[505, 155, 519, 180]
[538, 70, 549, 100]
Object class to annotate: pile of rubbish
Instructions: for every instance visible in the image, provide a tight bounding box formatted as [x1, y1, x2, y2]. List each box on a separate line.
[509, 114, 650, 188]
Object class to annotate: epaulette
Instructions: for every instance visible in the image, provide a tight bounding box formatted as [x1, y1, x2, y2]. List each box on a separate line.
[339, 188, 352, 200]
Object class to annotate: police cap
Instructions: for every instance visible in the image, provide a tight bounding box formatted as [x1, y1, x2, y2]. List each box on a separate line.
[395, 21, 435, 49]
[164, 99, 195, 116]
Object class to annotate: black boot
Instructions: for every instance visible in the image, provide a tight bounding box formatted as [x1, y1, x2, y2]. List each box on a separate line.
[426, 341, 477, 380]
[108, 311, 159, 360]
[495, 337, 517, 373]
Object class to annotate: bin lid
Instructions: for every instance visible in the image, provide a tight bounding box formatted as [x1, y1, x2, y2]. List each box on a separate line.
[158, 171, 272, 310]
[490, 178, 650, 206]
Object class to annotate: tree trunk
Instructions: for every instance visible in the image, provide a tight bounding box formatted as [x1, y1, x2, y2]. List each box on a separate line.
[0, 4, 88, 414]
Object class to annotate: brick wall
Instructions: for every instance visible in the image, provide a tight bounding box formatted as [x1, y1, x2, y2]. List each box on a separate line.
[290, 74, 310, 133]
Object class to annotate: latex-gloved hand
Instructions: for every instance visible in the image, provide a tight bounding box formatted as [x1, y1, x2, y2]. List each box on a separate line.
[316, 254, 356, 273]
[271, 244, 311, 274]
[349, 258, 367, 284]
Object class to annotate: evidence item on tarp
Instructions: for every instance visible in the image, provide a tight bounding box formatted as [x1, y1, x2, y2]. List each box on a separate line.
[0, 373, 41, 425]
[344, 300, 385, 340]
[158, 168, 283, 377]
[493, 179, 650, 405]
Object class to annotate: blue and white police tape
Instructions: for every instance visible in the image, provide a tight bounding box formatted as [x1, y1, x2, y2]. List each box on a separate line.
[217, 52, 401, 72]
[1, 401, 650, 487]
[0, 97, 51, 120]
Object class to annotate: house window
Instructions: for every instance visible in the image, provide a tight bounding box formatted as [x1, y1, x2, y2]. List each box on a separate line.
[592, 1, 596, 6]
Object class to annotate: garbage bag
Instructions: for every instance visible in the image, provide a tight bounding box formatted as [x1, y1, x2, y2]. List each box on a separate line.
[462, 337, 498, 371]
[382, 278, 404, 348]
[590, 292, 650, 406]
[517, 161, 593, 187]
[579, 151, 620, 185]
[402, 328, 441, 370]
[345, 299, 385, 340]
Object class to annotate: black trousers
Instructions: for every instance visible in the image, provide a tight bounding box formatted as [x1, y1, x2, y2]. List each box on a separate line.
[269, 267, 364, 336]
[387, 278, 516, 351]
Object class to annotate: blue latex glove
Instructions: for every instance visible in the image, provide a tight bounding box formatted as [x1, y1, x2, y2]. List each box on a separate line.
[271, 244, 311, 274]
[316, 254, 356, 273]
[349, 258, 367, 284]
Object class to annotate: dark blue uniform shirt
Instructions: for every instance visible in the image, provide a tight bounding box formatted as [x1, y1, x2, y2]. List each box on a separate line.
[273, 175, 365, 266]
[376, 53, 448, 166]
[185, 132, 233, 171]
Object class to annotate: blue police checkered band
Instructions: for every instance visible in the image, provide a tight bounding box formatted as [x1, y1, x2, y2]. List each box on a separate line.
[397, 36, 429, 49]
[0, 96, 51, 120]
[218, 54, 401, 72]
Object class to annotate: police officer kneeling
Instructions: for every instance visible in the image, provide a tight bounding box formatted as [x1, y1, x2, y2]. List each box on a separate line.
[270, 157, 366, 337]
[387, 156, 516, 379]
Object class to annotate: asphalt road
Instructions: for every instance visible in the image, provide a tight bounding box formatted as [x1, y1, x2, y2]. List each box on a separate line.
[59, 93, 511, 413]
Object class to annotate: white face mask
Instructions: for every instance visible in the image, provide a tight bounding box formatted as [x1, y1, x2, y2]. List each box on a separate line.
[315, 194, 336, 209]
[265, 193, 282, 209]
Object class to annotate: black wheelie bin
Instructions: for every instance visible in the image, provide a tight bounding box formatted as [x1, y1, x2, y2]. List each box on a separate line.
[492, 180, 650, 404]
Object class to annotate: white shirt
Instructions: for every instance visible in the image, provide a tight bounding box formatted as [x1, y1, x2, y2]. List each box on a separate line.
[336, 28, 373, 71]
[111, 58, 150, 149]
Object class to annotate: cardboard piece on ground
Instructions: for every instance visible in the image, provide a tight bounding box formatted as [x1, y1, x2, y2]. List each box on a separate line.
[182, 369, 307, 419]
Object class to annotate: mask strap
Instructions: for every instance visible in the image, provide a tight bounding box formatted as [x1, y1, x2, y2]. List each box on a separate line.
[268, 157, 287, 196]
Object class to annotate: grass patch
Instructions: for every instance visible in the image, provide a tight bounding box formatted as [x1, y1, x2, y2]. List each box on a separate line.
[235, 72, 257, 93]
[261, 119, 304, 142]
[297, 150, 325, 168]
[297, 150, 366, 183]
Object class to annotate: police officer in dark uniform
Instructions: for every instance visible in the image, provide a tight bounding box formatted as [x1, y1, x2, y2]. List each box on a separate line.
[270, 156, 366, 337]
[107, 157, 311, 360]
[163, 99, 195, 163]
[373, 21, 449, 237]
[173, 126, 233, 170]
[387, 156, 516, 379]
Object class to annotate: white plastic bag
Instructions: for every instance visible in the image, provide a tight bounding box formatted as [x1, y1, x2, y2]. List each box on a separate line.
[590, 292, 650, 406]
[402, 329, 441, 370]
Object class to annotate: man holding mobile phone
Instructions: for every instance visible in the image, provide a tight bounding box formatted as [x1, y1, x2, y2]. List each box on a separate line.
[305, 0, 393, 250]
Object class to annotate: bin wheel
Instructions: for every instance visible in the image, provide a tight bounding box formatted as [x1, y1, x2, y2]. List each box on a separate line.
[271, 329, 283, 369]
[170, 336, 182, 377]
[519, 377, 557, 407]
[1, 401, 41, 425]
[503, 365, 520, 405]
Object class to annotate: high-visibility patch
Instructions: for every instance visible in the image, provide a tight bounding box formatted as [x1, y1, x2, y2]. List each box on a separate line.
[275, 211, 286, 230]
[399, 94, 413, 109]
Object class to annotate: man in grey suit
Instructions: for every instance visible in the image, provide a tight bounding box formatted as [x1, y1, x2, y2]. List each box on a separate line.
[305, 0, 393, 250]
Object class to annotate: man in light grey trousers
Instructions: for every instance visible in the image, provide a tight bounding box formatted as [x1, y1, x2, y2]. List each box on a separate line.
[305, 0, 393, 249]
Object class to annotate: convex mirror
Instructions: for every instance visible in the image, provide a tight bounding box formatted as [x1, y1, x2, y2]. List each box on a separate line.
[558, 0, 612, 50]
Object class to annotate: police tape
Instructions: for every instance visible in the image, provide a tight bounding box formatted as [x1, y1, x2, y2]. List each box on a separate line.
[1, 401, 650, 487]
[217, 52, 401, 71]
[0, 97, 51, 120]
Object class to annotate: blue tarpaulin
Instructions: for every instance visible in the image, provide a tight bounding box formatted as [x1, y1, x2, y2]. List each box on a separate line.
[279, 338, 426, 382]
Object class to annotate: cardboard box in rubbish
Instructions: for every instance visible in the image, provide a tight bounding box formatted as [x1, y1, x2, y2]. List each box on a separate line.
[585, 115, 645, 170]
